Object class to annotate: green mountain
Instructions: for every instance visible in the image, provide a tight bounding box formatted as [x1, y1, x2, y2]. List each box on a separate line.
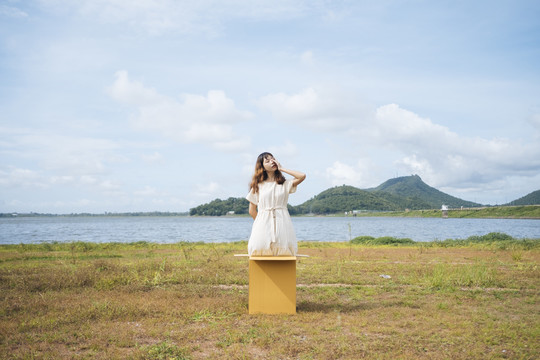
[368, 190, 433, 210]
[294, 175, 479, 214]
[366, 175, 481, 209]
[294, 185, 401, 214]
[507, 190, 540, 206]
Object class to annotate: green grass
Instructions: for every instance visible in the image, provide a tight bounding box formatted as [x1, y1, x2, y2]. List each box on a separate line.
[0, 239, 538, 359]
[141, 341, 191, 360]
[348, 233, 540, 250]
[351, 205, 540, 218]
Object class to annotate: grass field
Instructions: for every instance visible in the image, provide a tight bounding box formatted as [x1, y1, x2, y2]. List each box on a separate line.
[1, 239, 538, 359]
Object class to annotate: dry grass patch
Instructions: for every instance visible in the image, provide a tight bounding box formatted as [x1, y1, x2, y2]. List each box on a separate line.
[1, 241, 538, 359]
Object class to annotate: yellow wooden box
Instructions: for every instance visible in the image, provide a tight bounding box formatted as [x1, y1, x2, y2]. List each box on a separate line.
[248, 256, 297, 314]
[235, 254, 308, 315]
[248, 256, 297, 315]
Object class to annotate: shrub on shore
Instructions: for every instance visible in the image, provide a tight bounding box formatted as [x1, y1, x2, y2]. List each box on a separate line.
[466, 232, 514, 242]
[350, 236, 415, 245]
[433, 232, 539, 249]
[348, 232, 539, 250]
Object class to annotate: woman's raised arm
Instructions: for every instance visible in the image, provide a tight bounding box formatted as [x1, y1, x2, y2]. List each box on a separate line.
[277, 162, 306, 187]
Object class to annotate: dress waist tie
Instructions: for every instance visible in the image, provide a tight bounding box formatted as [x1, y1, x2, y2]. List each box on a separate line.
[264, 206, 286, 243]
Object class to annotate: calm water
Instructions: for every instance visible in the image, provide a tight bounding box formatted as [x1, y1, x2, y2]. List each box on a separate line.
[0, 216, 538, 244]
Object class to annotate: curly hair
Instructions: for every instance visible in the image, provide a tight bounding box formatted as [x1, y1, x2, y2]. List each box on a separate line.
[249, 152, 285, 193]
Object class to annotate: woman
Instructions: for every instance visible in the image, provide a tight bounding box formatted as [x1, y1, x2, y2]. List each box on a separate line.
[246, 152, 306, 256]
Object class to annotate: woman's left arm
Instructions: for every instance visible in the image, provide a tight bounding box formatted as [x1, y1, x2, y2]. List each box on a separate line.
[278, 164, 306, 187]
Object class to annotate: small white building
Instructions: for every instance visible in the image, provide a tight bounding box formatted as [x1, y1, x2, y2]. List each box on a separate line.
[441, 205, 448, 218]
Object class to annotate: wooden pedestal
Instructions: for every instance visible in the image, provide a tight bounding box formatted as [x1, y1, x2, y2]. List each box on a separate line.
[248, 256, 296, 315]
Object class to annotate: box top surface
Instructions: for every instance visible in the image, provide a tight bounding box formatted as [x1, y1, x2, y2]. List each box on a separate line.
[234, 254, 309, 260]
[249, 256, 297, 261]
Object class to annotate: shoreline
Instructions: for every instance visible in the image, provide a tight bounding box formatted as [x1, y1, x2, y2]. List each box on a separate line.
[3, 204, 539, 219]
[1, 234, 538, 250]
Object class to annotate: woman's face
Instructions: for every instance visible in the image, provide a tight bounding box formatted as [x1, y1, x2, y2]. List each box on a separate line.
[262, 155, 277, 172]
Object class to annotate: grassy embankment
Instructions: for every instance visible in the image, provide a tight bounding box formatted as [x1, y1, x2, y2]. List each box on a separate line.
[1, 236, 539, 359]
[350, 205, 540, 219]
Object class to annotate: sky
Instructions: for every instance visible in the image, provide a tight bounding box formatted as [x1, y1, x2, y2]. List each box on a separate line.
[1, 0, 540, 213]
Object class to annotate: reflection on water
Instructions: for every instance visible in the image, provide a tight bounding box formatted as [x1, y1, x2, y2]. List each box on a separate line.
[0, 216, 538, 244]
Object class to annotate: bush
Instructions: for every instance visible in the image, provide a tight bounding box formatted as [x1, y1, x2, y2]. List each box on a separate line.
[466, 232, 514, 242]
[351, 236, 415, 245]
[375, 236, 415, 245]
[430, 233, 539, 249]
[350, 236, 375, 244]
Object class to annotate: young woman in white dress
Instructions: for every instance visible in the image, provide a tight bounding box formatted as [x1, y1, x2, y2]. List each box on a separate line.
[246, 152, 306, 256]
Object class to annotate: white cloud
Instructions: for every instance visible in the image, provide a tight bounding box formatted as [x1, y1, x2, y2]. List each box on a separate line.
[108, 71, 253, 151]
[134, 186, 166, 197]
[1, 127, 123, 176]
[23, 134, 119, 175]
[0, 166, 125, 198]
[379, 104, 540, 188]
[300, 50, 314, 65]
[141, 152, 163, 164]
[529, 113, 540, 135]
[195, 181, 221, 198]
[4, 198, 98, 212]
[374, 104, 454, 149]
[78, 176, 124, 195]
[325, 158, 376, 188]
[38, 0, 312, 35]
[259, 86, 540, 191]
[258, 87, 370, 131]
[375, 104, 540, 186]
[39, 0, 201, 35]
[268, 140, 298, 159]
[326, 161, 360, 186]
[0, 4, 28, 18]
[106, 70, 162, 106]
[98, 179, 123, 194]
[395, 154, 433, 179]
[214, 137, 252, 152]
[50, 175, 76, 185]
[0, 128, 130, 202]
[0, 167, 47, 188]
[80, 175, 98, 186]
[241, 153, 257, 178]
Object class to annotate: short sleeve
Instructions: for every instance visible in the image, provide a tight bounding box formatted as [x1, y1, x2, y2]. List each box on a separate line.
[285, 179, 297, 194]
[246, 188, 258, 205]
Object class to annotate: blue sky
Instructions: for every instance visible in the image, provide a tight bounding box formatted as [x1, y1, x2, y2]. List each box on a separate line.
[1, 0, 539, 213]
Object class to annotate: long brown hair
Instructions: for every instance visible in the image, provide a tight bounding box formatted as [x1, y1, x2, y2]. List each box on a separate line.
[249, 152, 285, 193]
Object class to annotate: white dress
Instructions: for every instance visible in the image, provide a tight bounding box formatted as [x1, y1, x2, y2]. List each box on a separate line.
[246, 179, 298, 256]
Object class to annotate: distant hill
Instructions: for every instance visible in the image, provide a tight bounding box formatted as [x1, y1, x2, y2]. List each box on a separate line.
[190, 175, 482, 216]
[368, 190, 433, 210]
[190, 197, 250, 216]
[294, 175, 480, 214]
[293, 186, 401, 214]
[366, 175, 481, 209]
[507, 190, 540, 206]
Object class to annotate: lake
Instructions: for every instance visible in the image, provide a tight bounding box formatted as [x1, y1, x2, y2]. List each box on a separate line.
[0, 216, 539, 245]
